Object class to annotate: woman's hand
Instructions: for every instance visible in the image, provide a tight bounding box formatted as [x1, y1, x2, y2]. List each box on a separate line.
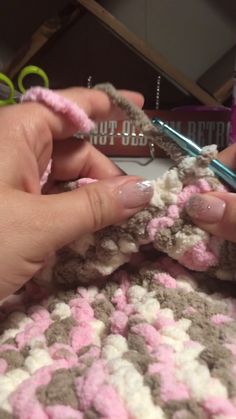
[0, 87, 153, 299]
[186, 144, 236, 242]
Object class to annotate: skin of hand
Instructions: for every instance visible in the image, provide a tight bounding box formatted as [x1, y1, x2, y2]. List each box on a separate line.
[186, 143, 236, 243]
[0, 87, 154, 299]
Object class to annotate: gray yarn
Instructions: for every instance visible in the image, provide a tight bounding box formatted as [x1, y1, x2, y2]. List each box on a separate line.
[94, 83, 185, 163]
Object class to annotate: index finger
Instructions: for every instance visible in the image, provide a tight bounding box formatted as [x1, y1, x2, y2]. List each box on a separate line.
[55, 87, 144, 121]
[0, 87, 144, 183]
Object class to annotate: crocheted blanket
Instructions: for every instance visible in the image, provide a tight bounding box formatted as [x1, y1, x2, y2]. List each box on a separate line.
[1, 85, 236, 419]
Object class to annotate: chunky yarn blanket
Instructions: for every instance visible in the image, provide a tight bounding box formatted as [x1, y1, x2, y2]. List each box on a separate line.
[1, 85, 236, 419]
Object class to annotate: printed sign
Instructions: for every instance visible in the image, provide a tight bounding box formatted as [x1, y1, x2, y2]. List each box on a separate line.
[85, 110, 231, 157]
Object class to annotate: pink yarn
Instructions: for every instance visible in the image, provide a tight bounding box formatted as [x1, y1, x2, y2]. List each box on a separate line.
[149, 347, 189, 402]
[183, 307, 197, 316]
[167, 205, 179, 219]
[76, 359, 128, 418]
[154, 273, 176, 289]
[110, 310, 128, 334]
[70, 324, 92, 352]
[211, 314, 233, 325]
[159, 371, 189, 402]
[93, 385, 128, 419]
[46, 405, 83, 419]
[28, 305, 51, 322]
[15, 305, 52, 348]
[10, 367, 53, 419]
[22, 87, 94, 132]
[178, 185, 201, 208]
[70, 297, 94, 323]
[132, 324, 161, 351]
[78, 346, 101, 363]
[179, 240, 218, 271]
[112, 291, 134, 316]
[194, 178, 212, 192]
[49, 343, 77, 365]
[16, 319, 51, 349]
[75, 360, 106, 410]
[112, 290, 128, 311]
[155, 315, 175, 330]
[203, 397, 236, 416]
[147, 217, 174, 241]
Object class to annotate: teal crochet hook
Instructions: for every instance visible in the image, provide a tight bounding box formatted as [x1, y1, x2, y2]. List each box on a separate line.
[152, 118, 236, 191]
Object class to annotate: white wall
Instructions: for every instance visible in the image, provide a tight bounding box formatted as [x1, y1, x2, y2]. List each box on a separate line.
[100, 0, 236, 81]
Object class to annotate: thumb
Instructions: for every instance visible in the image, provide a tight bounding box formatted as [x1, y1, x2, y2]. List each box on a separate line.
[35, 176, 153, 254]
[185, 192, 236, 242]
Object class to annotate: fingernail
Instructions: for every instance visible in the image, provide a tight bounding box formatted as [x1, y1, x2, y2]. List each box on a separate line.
[186, 194, 226, 223]
[118, 180, 153, 209]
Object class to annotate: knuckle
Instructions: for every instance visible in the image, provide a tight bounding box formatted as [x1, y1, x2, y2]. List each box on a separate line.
[84, 186, 108, 231]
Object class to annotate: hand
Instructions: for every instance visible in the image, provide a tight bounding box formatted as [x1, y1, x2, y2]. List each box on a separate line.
[186, 144, 236, 242]
[0, 87, 153, 299]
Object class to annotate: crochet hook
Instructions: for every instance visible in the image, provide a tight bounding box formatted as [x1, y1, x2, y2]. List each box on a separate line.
[152, 118, 236, 191]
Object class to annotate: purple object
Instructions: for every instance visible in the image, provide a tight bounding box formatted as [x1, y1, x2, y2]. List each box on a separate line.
[230, 82, 236, 144]
[172, 105, 230, 111]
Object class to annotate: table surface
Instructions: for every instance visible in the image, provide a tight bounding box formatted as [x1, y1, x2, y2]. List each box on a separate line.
[111, 158, 171, 179]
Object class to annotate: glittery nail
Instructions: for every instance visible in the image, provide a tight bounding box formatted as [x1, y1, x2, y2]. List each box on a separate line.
[186, 194, 226, 223]
[118, 180, 153, 209]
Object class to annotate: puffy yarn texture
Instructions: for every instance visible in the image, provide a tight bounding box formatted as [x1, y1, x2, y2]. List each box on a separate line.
[1, 84, 236, 419]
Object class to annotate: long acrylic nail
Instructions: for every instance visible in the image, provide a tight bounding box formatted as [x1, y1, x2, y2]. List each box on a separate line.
[186, 194, 226, 223]
[118, 180, 153, 209]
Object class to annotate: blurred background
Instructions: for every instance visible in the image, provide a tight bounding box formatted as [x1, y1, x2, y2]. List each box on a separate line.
[0, 0, 235, 109]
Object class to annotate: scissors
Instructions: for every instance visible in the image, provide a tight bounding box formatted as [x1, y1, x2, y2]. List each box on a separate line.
[152, 118, 236, 191]
[0, 65, 49, 106]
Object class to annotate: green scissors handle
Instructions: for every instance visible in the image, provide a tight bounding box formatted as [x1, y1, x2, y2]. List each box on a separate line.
[0, 65, 49, 106]
[0, 73, 15, 106]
